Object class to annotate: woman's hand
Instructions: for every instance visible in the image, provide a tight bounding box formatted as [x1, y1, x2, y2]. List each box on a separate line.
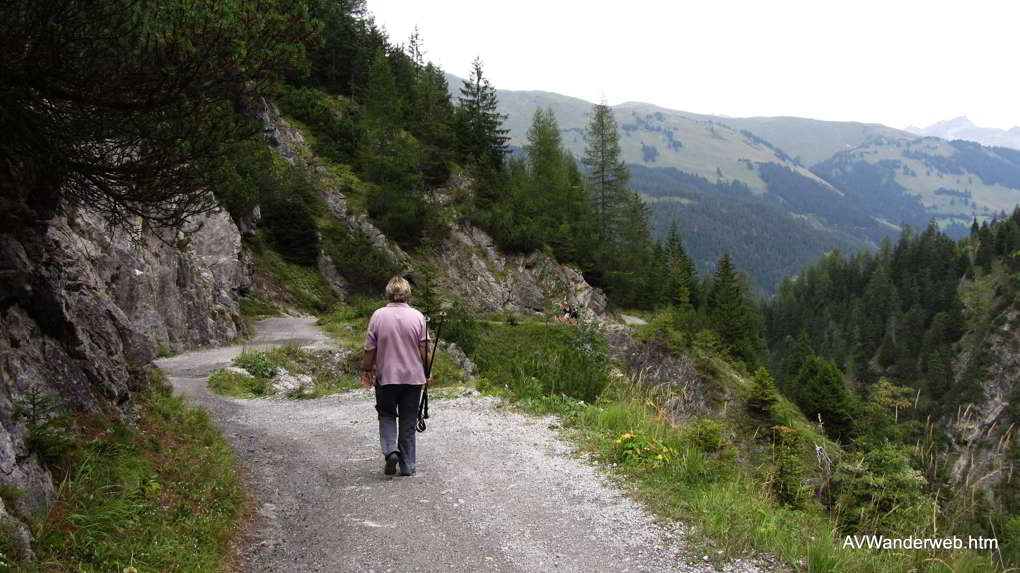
[359, 371, 374, 388]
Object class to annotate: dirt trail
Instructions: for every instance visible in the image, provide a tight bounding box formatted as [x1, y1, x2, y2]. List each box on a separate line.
[156, 317, 765, 572]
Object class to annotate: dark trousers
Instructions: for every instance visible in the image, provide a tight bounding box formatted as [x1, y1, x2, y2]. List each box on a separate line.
[374, 383, 423, 474]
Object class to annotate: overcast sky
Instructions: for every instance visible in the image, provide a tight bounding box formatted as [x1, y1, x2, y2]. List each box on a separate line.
[364, 0, 1019, 130]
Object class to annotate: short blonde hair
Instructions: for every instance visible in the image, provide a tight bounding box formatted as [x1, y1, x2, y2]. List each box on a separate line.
[385, 276, 411, 302]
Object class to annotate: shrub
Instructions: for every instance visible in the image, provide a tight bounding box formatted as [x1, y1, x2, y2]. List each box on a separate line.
[1003, 515, 1020, 567]
[553, 320, 610, 403]
[679, 418, 727, 453]
[233, 350, 278, 379]
[747, 366, 781, 424]
[613, 432, 677, 468]
[320, 220, 401, 295]
[829, 443, 928, 535]
[13, 387, 75, 467]
[440, 303, 480, 356]
[262, 200, 320, 267]
[259, 164, 323, 267]
[769, 425, 808, 509]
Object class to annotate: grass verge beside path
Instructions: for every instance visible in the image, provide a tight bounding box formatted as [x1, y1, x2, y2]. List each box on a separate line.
[16, 369, 245, 572]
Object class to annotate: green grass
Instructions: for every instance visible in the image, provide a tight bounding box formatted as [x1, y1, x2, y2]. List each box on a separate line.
[472, 321, 608, 403]
[18, 369, 244, 572]
[208, 345, 358, 400]
[249, 233, 338, 313]
[240, 297, 279, 322]
[317, 296, 380, 348]
[208, 368, 272, 398]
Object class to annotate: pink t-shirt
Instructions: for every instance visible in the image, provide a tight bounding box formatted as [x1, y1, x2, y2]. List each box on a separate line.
[364, 303, 427, 386]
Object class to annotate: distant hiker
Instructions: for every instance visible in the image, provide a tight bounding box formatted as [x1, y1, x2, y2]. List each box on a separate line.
[559, 301, 579, 323]
[360, 276, 430, 477]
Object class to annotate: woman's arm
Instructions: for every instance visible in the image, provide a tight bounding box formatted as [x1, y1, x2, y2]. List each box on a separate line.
[419, 341, 432, 386]
[359, 348, 377, 388]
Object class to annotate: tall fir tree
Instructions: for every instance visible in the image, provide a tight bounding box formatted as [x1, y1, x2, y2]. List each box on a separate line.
[665, 220, 699, 308]
[456, 57, 509, 173]
[582, 102, 630, 244]
[707, 253, 761, 365]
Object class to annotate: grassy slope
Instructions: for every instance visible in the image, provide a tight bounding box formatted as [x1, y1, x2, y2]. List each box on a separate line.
[711, 115, 915, 168]
[7, 370, 245, 572]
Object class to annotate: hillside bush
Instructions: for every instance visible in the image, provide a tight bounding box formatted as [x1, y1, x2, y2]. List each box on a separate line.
[829, 444, 928, 535]
[233, 349, 279, 379]
[553, 320, 610, 403]
[320, 220, 401, 295]
[439, 303, 480, 356]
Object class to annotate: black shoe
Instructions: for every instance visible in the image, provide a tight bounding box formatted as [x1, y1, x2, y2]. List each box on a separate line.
[384, 452, 399, 475]
[400, 470, 415, 477]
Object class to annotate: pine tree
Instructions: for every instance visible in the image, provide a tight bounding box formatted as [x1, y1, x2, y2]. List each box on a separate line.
[707, 253, 760, 364]
[748, 366, 781, 424]
[665, 221, 699, 308]
[456, 58, 509, 172]
[611, 190, 656, 307]
[788, 355, 857, 442]
[363, 49, 400, 127]
[582, 102, 630, 243]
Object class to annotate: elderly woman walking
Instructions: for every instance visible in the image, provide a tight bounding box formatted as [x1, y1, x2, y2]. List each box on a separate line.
[359, 276, 429, 476]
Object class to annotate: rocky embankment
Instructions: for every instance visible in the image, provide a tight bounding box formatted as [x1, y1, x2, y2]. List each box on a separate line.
[0, 208, 253, 558]
[947, 304, 1020, 508]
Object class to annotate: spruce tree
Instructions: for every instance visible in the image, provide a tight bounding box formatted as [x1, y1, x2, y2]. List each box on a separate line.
[582, 102, 629, 243]
[456, 58, 509, 172]
[665, 221, 699, 308]
[788, 355, 857, 442]
[363, 49, 400, 127]
[708, 253, 760, 364]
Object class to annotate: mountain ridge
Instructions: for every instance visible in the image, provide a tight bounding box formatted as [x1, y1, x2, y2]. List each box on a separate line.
[906, 116, 1020, 150]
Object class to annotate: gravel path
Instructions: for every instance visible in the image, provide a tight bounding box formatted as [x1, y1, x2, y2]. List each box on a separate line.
[156, 317, 768, 572]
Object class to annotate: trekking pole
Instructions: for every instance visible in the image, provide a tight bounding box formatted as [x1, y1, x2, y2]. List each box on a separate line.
[417, 311, 445, 433]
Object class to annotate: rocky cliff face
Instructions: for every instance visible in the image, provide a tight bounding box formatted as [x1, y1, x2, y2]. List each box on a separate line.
[947, 305, 1019, 509]
[0, 207, 252, 555]
[430, 225, 608, 317]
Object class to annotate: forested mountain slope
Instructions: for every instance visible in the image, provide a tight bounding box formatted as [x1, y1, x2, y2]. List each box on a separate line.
[764, 213, 1020, 549]
[455, 77, 1020, 292]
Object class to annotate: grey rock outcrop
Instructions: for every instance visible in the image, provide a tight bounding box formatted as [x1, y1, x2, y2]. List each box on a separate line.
[430, 226, 608, 317]
[0, 206, 253, 546]
[438, 340, 478, 379]
[946, 306, 1019, 506]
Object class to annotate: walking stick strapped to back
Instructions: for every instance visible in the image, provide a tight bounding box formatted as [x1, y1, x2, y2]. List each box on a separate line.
[417, 311, 444, 433]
